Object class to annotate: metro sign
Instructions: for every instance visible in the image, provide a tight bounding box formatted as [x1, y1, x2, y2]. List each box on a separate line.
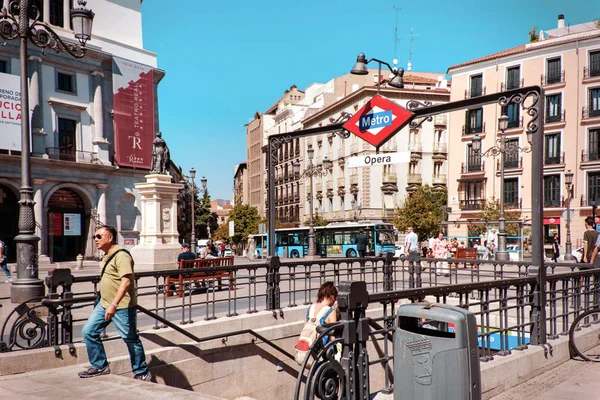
[343, 95, 415, 148]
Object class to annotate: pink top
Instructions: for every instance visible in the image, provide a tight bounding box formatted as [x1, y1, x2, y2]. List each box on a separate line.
[433, 238, 448, 259]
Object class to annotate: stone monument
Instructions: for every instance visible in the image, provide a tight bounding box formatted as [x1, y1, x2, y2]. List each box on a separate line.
[129, 133, 183, 270]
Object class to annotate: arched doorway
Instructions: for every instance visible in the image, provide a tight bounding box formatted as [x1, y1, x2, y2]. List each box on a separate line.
[48, 188, 86, 262]
[0, 184, 19, 262]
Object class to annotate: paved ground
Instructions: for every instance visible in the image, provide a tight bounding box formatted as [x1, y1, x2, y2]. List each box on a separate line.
[489, 358, 600, 400]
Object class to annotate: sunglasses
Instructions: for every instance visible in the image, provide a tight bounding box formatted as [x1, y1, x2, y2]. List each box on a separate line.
[94, 234, 104, 240]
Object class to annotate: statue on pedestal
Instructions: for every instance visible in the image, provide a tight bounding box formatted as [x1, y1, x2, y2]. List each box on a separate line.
[150, 131, 171, 174]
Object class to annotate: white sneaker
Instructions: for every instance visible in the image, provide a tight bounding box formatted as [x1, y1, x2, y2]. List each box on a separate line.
[6, 278, 12, 283]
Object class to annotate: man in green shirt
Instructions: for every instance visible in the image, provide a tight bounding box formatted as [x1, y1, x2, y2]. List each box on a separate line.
[78, 225, 151, 381]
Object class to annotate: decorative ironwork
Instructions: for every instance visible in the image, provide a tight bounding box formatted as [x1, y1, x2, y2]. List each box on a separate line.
[406, 100, 433, 129]
[498, 91, 541, 139]
[269, 135, 292, 165]
[329, 112, 353, 139]
[0, 297, 48, 352]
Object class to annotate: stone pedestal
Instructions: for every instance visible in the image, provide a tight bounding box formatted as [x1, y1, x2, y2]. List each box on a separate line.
[129, 174, 183, 270]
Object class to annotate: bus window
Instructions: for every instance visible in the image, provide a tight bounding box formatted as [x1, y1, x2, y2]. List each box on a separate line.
[377, 231, 395, 246]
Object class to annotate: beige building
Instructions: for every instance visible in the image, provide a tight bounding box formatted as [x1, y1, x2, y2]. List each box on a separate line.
[233, 162, 247, 206]
[446, 15, 600, 250]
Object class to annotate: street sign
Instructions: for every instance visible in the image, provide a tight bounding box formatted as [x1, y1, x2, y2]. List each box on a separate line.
[343, 95, 415, 148]
[229, 221, 235, 237]
[258, 223, 266, 234]
[561, 210, 575, 221]
[347, 151, 410, 168]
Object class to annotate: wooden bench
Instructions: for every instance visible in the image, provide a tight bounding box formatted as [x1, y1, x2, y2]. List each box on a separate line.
[456, 247, 479, 268]
[165, 256, 235, 297]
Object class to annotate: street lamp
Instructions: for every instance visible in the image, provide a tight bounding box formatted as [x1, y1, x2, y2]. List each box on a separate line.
[350, 53, 405, 93]
[472, 114, 531, 261]
[293, 148, 332, 257]
[189, 168, 197, 254]
[0, 0, 95, 303]
[199, 176, 211, 238]
[564, 170, 576, 261]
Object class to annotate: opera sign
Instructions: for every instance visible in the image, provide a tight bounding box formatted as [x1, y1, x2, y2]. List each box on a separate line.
[343, 95, 415, 148]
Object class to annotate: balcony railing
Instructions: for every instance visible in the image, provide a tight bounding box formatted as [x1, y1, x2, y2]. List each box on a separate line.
[541, 71, 565, 86]
[464, 86, 486, 99]
[45, 148, 100, 163]
[350, 174, 358, 185]
[582, 107, 600, 119]
[408, 142, 422, 152]
[407, 173, 422, 185]
[350, 143, 359, 154]
[431, 174, 447, 185]
[337, 177, 345, 187]
[584, 66, 600, 79]
[337, 148, 345, 159]
[462, 122, 486, 135]
[434, 114, 447, 126]
[382, 173, 397, 184]
[544, 152, 564, 165]
[505, 197, 522, 209]
[501, 79, 524, 92]
[545, 110, 566, 124]
[461, 161, 484, 173]
[581, 195, 600, 206]
[432, 143, 447, 153]
[581, 150, 600, 162]
[544, 198, 562, 208]
[459, 199, 485, 210]
[497, 157, 522, 170]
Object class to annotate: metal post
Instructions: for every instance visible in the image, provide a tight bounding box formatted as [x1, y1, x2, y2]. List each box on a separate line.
[564, 173, 575, 261]
[12, 0, 45, 303]
[307, 162, 316, 257]
[190, 169, 196, 254]
[268, 140, 276, 257]
[496, 134, 509, 261]
[377, 62, 381, 95]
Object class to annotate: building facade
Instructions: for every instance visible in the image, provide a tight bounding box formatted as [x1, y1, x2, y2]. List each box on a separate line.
[0, 0, 164, 262]
[233, 162, 247, 206]
[446, 15, 600, 250]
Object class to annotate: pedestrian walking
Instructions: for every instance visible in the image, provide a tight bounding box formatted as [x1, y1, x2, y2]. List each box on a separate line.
[354, 228, 369, 258]
[79, 225, 151, 381]
[551, 234, 560, 262]
[433, 232, 449, 276]
[0, 239, 12, 283]
[583, 217, 598, 263]
[404, 227, 419, 257]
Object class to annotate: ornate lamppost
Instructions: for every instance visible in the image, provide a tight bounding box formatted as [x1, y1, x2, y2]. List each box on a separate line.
[350, 53, 405, 92]
[189, 168, 196, 254]
[199, 176, 210, 238]
[293, 148, 332, 257]
[472, 114, 531, 261]
[564, 170, 576, 261]
[0, 0, 95, 303]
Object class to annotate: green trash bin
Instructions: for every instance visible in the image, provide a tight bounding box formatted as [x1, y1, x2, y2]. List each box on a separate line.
[394, 303, 481, 400]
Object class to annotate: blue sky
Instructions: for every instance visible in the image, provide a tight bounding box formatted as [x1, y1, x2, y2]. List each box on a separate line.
[141, 0, 597, 200]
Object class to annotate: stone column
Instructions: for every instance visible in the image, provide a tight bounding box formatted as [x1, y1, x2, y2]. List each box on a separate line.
[62, 0, 70, 28]
[43, 0, 50, 22]
[33, 179, 50, 264]
[29, 56, 45, 156]
[91, 71, 107, 143]
[97, 184, 108, 225]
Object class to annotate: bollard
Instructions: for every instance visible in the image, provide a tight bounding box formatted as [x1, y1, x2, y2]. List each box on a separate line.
[76, 254, 84, 270]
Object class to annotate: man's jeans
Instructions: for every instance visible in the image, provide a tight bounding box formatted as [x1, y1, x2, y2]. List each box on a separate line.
[0, 259, 10, 278]
[82, 304, 148, 375]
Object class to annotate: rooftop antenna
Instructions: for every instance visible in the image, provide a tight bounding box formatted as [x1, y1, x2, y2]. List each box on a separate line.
[393, 5, 402, 71]
[405, 28, 419, 72]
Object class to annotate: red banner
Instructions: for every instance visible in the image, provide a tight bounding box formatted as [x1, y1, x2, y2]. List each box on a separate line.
[113, 58, 155, 169]
[543, 218, 560, 225]
[49, 212, 63, 236]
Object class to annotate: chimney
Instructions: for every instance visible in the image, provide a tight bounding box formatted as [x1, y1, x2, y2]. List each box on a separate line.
[558, 14, 565, 29]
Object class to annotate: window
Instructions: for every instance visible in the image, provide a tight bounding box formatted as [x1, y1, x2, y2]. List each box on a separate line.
[466, 144, 481, 172]
[460, 180, 484, 210]
[0, 60, 7, 73]
[501, 103, 520, 128]
[589, 88, 600, 117]
[465, 108, 483, 134]
[56, 71, 76, 93]
[49, 0, 64, 26]
[590, 50, 600, 77]
[544, 175, 561, 207]
[470, 74, 483, 98]
[506, 66, 521, 90]
[546, 94, 562, 122]
[504, 139, 520, 168]
[57, 117, 77, 161]
[544, 133, 561, 164]
[588, 172, 600, 205]
[504, 178, 519, 207]
[588, 128, 600, 161]
[546, 58, 562, 84]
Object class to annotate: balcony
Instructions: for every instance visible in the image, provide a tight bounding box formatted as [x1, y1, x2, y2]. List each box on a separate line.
[350, 174, 358, 185]
[382, 173, 397, 184]
[545, 110, 566, 124]
[464, 87, 486, 99]
[584, 66, 600, 80]
[434, 114, 447, 126]
[432, 174, 447, 185]
[295, 146, 300, 157]
[337, 148, 345, 159]
[350, 143, 359, 155]
[293, 194, 300, 202]
[380, 142, 396, 152]
[505, 198, 522, 209]
[582, 150, 600, 162]
[432, 143, 447, 153]
[461, 161, 484, 173]
[337, 177, 345, 187]
[45, 148, 100, 163]
[582, 107, 600, 120]
[316, 183, 322, 192]
[326, 179, 333, 190]
[541, 71, 565, 86]
[462, 122, 486, 135]
[497, 156, 523, 170]
[409, 142, 422, 152]
[544, 152, 564, 165]
[500, 79, 524, 92]
[407, 173, 422, 185]
[459, 199, 485, 210]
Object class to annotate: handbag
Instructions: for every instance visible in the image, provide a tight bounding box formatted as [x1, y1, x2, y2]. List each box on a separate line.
[94, 249, 131, 307]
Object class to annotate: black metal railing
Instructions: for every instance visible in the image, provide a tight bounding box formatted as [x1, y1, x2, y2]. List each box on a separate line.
[461, 160, 484, 173]
[541, 71, 565, 86]
[45, 147, 101, 164]
[584, 66, 600, 79]
[581, 150, 600, 162]
[545, 151, 565, 165]
[501, 79, 524, 92]
[582, 107, 600, 119]
[462, 122, 486, 135]
[464, 86, 486, 99]
[459, 199, 485, 210]
[546, 110, 566, 124]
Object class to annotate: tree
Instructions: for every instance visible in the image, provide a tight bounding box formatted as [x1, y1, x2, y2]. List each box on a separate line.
[529, 26, 539, 43]
[303, 210, 328, 227]
[467, 197, 522, 237]
[227, 204, 261, 245]
[392, 186, 447, 242]
[212, 223, 231, 244]
[197, 189, 218, 239]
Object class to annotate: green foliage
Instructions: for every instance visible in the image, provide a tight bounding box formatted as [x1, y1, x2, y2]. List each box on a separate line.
[467, 197, 522, 237]
[196, 189, 218, 239]
[304, 210, 328, 227]
[529, 26, 539, 43]
[227, 204, 261, 245]
[212, 223, 231, 244]
[393, 186, 447, 242]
